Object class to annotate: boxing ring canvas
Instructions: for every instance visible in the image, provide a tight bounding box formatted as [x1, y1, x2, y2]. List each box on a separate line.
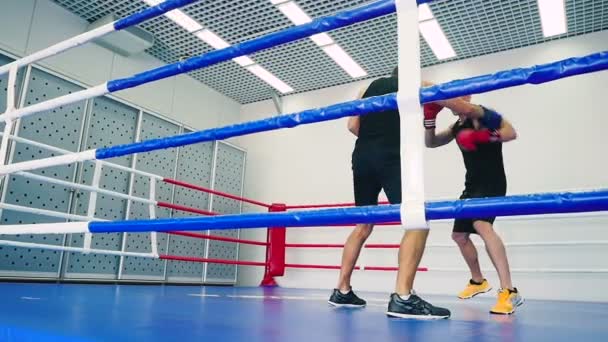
[1, 283, 608, 341]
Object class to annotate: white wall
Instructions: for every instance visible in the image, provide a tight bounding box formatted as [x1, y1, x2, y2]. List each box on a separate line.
[0, 0, 241, 130]
[237, 30, 608, 302]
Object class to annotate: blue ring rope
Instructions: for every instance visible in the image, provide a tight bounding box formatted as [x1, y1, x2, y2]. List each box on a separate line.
[96, 93, 397, 159]
[88, 190, 608, 233]
[96, 50, 608, 160]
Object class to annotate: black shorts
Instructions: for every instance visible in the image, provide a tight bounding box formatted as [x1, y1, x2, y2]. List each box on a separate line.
[453, 186, 506, 234]
[352, 148, 401, 206]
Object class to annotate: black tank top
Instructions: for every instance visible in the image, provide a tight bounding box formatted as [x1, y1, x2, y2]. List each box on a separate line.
[452, 118, 506, 191]
[355, 76, 399, 152]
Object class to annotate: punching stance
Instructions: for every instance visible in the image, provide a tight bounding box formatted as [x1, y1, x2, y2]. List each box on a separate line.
[424, 92, 524, 315]
[328, 69, 450, 319]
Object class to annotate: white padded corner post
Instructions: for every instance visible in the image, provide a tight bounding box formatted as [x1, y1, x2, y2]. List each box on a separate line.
[396, 0, 428, 229]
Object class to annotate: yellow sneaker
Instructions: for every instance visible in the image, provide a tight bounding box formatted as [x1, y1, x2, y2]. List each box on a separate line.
[490, 288, 524, 315]
[458, 279, 492, 299]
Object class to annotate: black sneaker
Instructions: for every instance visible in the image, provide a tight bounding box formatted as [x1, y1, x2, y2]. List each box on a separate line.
[386, 292, 450, 319]
[328, 288, 366, 308]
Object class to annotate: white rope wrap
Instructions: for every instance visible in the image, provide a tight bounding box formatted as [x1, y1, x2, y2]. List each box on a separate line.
[396, 0, 428, 229]
[0, 84, 109, 123]
[149, 177, 159, 256]
[0, 24, 115, 77]
[84, 161, 104, 252]
[0, 222, 90, 234]
[0, 149, 97, 176]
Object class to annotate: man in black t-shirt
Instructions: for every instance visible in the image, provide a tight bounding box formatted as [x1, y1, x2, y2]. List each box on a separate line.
[425, 93, 523, 315]
[328, 68, 451, 319]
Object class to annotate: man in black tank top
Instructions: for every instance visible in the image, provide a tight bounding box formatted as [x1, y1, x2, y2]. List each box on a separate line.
[425, 92, 523, 315]
[329, 68, 451, 319]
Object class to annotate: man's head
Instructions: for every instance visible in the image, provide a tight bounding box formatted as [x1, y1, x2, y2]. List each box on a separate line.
[453, 94, 473, 117]
[392, 66, 398, 78]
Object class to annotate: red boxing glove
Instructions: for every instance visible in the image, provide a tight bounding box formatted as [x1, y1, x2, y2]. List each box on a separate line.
[456, 129, 500, 151]
[423, 103, 443, 129]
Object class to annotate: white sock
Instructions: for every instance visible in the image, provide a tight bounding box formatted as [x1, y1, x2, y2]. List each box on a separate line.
[397, 293, 411, 301]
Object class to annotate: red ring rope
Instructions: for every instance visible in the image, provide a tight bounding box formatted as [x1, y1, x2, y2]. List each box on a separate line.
[159, 255, 268, 267]
[168, 231, 269, 246]
[164, 178, 271, 208]
[157, 201, 218, 216]
[152, 184, 429, 280]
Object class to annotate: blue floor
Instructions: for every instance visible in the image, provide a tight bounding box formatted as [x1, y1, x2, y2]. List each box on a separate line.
[1, 283, 607, 341]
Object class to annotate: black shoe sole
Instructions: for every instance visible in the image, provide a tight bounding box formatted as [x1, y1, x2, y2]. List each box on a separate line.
[328, 300, 366, 308]
[386, 311, 450, 320]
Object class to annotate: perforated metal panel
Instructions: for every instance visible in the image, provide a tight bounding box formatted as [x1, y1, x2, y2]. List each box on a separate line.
[0, 67, 86, 277]
[51, 0, 608, 103]
[164, 131, 214, 281]
[121, 113, 179, 280]
[205, 142, 245, 284]
[64, 97, 137, 279]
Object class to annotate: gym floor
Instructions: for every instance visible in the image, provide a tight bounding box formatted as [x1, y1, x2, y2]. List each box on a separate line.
[1, 283, 607, 341]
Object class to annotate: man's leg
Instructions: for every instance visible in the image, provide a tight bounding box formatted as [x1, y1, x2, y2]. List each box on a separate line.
[473, 220, 523, 314]
[452, 232, 484, 283]
[337, 223, 374, 292]
[472, 221, 512, 290]
[395, 229, 428, 295]
[387, 229, 451, 319]
[452, 229, 492, 299]
[330, 150, 379, 307]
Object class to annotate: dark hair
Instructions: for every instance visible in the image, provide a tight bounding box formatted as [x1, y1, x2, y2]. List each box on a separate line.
[392, 66, 398, 77]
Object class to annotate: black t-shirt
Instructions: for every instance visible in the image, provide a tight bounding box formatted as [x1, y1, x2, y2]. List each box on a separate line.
[451, 117, 506, 192]
[354, 76, 399, 153]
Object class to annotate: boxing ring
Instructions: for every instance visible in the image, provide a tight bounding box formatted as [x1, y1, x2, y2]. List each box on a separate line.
[1, 0, 608, 340]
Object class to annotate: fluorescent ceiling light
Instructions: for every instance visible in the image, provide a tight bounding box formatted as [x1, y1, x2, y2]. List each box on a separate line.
[419, 19, 456, 60]
[143, 1, 202, 33]
[246, 65, 294, 93]
[311, 33, 334, 47]
[195, 29, 230, 49]
[273, 0, 366, 77]
[322, 44, 367, 78]
[277, 1, 311, 25]
[537, 0, 567, 37]
[144, 1, 289, 91]
[164, 10, 203, 33]
[276, 2, 333, 46]
[195, 30, 256, 66]
[418, 4, 434, 22]
[233, 56, 256, 67]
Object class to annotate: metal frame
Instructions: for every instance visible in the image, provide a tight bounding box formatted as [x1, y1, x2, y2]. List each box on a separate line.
[203, 140, 247, 285]
[0, 63, 88, 280]
[62, 91, 120, 280]
[118, 109, 143, 280]
[58, 77, 94, 280]
[0, 64, 31, 220]
[0, 50, 253, 284]
[234, 144, 248, 284]
[162, 125, 183, 283]
[202, 141, 219, 283]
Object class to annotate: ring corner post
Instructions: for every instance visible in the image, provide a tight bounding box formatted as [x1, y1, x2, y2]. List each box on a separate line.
[260, 203, 286, 287]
